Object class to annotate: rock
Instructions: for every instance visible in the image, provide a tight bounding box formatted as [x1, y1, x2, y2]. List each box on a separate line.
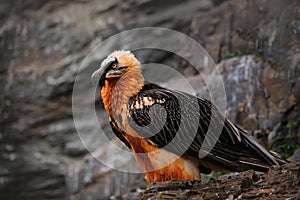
[69, 139, 146, 199]
[268, 123, 281, 148]
[290, 149, 300, 163]
[1, 0, 299, 199]
[136, 163, 300, 200]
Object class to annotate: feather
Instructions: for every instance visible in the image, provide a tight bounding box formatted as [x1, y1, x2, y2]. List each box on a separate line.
[127, 83, 286, 172]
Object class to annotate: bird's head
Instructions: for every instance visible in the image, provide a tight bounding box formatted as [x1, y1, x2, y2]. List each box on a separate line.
[91, 50, 141, 88]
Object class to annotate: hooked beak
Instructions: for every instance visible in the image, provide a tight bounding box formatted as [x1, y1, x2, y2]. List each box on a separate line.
[91, 68, 102, 85]
[91, 66, 128, 86]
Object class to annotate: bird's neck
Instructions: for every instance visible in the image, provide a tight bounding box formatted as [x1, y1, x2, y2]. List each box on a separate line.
[101, 67, 145, 117]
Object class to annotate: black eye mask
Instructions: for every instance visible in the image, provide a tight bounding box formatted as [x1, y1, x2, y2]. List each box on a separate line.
[98, 58, 118, 88]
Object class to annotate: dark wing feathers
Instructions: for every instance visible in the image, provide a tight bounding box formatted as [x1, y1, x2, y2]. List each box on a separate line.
[127, 83, 284, 172]
[109, 117, 132, 149]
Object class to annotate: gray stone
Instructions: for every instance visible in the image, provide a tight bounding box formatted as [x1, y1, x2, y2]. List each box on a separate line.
[1, 0, 299, 199]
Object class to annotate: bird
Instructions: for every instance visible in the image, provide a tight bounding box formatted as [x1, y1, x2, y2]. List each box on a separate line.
[91, 50, 286, 183]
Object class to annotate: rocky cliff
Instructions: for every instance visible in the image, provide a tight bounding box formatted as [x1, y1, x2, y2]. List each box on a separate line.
[0, 0, 299, 199]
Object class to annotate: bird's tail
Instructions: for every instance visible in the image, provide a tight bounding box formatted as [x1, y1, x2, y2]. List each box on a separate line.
[237, 126, 288, 172]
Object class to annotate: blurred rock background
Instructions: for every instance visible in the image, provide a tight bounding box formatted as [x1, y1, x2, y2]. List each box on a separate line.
[0, 0, 299, 199]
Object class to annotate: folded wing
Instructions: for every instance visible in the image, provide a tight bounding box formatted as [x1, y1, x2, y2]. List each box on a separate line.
[126, 83, 285, 172]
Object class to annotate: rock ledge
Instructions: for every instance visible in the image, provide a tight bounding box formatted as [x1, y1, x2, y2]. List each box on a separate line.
[136, 163, 300, 200]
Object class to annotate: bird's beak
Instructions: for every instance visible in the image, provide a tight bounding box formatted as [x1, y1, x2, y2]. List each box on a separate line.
[91, 68, 102, 85]
[91, 66, 129, 86]
[105, 66, 128, 78]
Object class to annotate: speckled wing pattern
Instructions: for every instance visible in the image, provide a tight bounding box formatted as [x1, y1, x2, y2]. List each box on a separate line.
[126, 83, 281, 172]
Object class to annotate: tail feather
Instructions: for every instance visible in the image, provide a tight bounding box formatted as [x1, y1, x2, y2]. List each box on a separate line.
[237, 127, 287, 171]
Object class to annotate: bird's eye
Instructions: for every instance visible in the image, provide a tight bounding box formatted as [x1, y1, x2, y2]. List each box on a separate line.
[111, 63, 118, 68]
